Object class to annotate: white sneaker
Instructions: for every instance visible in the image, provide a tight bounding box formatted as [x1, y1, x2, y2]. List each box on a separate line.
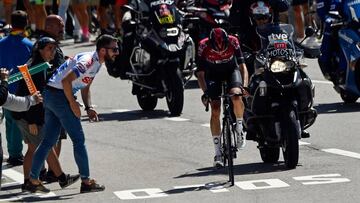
[213, 155, 224, 168]
[237, 130, 246, 150]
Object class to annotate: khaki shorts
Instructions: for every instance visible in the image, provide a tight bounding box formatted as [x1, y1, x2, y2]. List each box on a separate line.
[16, 119, 44, 146]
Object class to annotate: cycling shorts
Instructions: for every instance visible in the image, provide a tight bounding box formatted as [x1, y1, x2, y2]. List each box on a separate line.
[292, 0, 308, 6]
[205, 68, 243, 100]
[29, 0, 45, 5]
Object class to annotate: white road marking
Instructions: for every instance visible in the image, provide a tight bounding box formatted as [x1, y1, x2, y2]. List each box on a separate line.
[111, 109, 130, 113]
[114, 188, 168, 200]
[299, 141, 311, 145]
[174, 184, 229, 193]
[293, 174, 351, 185]
[0, 192, 56, 202]
[312, 80, 332, 85]
[164, 117, 190, 121]
[235, 179, 290, 190]
[201, 123, 210, 127]
[2, 168, 24, 183]
[321, 148, 360, 159]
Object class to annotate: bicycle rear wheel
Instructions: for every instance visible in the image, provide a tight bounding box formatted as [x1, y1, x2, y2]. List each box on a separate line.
[223, 118, 234, 185]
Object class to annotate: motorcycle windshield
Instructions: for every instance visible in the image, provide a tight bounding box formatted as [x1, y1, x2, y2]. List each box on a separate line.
[256, 23, 296, 59]
[150, 0, 180, 26]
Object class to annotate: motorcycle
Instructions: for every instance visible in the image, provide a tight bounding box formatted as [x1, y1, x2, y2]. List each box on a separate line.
[318, 0, 360, 103]
[244, 7, 317, 169]
[107, 0, 196, 116]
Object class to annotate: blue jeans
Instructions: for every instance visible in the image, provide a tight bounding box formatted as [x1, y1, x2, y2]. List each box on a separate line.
[30, 89, 90, 180]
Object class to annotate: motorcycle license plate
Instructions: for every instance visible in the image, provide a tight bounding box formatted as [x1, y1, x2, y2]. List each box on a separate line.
[159, 15, 175, 24]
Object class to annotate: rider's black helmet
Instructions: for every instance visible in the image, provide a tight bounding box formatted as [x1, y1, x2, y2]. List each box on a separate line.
[209, 27, 229, 52]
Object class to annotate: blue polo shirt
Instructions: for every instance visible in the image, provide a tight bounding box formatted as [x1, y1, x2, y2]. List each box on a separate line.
[0, 34, 33, 93]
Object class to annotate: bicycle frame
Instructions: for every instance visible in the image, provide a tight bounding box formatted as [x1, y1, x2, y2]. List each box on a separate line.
[220, 81, 238, 186]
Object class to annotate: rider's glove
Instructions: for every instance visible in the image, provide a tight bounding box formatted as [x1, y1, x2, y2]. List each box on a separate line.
[201, 91, 209, 107]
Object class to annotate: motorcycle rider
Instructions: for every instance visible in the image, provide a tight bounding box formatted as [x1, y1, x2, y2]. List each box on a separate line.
[317, 0, 347, 84]
[196, 28, 249, 167]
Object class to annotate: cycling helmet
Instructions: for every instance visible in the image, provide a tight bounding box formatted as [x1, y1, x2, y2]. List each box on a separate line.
[250, 1, 271, 21]
[209, 28, 229, 52]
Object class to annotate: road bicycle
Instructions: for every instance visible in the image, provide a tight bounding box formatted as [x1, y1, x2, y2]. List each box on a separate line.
[206, 81, 241, 186]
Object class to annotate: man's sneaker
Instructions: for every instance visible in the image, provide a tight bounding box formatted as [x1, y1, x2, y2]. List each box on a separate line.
[59, 174, 80, 189]
[23, 181, 50, 193]
[213, 155, 224, 168]
[80, 179, 105, 193]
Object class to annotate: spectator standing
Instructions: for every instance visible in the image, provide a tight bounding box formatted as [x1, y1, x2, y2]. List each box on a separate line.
[2, 0, 14, 25]
[98, 0, 128, 37]
[28, 34, 119, 193]
[72, 0, 90, 42]
[292, 0, 309, 42]
[14, 37, 80, 193]
[0, 68, 43, 190]
[0, 10, 33, 166]
[58, 0, 82, 42]
[38, 14, 69, 182]
[28, 0, 47, 33]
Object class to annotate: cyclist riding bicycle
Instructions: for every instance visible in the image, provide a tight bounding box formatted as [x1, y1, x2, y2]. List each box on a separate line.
[196, 28, 249, 167]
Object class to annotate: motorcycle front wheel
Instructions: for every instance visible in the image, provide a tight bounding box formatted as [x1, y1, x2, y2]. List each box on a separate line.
[340, 89, 358, 103]
[260, 145, 280, 163]
[282, 109, 300, 169]
[166, 69, 184, 116]
[137, 94, 158, 111]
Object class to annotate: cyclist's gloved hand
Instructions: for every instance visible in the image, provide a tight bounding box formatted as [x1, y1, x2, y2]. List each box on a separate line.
[201, 90, 209, 107]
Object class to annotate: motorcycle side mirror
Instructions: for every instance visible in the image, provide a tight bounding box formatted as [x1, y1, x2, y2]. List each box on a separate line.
[305, 26, 315, 37]
[122, 4, 140, 15]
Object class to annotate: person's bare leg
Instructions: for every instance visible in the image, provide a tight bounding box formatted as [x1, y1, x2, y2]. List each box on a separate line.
[293, 5, 305, 39]
[4, 1, 13, 24]
[23, 143, 36, 179]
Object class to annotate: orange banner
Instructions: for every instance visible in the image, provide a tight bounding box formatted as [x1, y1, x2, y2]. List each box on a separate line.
[18, 64, 37, 94]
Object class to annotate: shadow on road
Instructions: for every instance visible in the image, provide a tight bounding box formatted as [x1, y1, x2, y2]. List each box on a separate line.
[0, 189, 77, 202]
[314, 102, 360, 114]
[174, 162, 287, 179]
[184, 80, 199, 90]
[81, 109, 171, 122]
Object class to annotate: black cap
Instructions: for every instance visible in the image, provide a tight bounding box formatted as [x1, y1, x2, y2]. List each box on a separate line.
[11, 10, 28, 29]
[36, 37, 58, 49]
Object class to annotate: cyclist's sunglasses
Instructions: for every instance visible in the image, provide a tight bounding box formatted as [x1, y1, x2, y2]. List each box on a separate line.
[105, 47, 120, 53]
